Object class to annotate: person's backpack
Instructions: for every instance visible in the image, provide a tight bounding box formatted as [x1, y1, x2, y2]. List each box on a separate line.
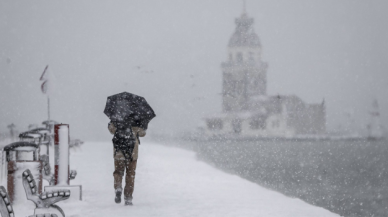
[111, 121, 136, 160]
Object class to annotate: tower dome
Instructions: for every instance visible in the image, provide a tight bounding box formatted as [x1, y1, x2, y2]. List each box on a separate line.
[228, 13, 261, 48]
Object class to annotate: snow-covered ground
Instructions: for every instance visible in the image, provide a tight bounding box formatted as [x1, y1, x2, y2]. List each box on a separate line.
[13, 142, 338, 217]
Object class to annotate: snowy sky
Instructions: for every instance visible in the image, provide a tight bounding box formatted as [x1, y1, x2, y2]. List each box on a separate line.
[0, 0, 387, 141]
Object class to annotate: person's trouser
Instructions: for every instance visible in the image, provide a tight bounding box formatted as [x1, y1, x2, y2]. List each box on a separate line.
[113, 152, 137, 199]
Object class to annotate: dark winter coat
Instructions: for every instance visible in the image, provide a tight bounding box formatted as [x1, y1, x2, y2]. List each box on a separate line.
[108, 121, 146, 160]
[111, 121, 135, 160]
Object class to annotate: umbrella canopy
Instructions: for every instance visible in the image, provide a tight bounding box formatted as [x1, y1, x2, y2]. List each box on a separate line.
[104, 92, 155, 129]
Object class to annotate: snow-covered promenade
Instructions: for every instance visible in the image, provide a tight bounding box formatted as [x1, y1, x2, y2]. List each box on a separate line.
[14, 142, 338, 217]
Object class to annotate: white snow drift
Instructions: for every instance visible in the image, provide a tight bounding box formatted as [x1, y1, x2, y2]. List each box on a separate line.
[13, 142, 338, 217]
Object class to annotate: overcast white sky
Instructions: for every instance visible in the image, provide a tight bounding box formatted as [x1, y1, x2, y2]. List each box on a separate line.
[1, 0, 387, 141]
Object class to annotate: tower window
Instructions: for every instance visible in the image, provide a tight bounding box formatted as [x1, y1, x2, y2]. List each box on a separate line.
[272, 120, 280, 128]
[232, 119, 242, 134]
[250, 116, 266, 129]
[207, 119, 223, 130]
[236, 53, 243, 63]
[249, 52, 254, 61]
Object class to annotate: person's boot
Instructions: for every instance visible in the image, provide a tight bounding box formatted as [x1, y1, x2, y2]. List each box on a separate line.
[124, 196, 133, 206]
[115, 188, 122, 204]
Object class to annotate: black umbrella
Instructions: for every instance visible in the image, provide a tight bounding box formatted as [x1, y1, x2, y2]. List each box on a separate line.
[104, 92, 155, 129]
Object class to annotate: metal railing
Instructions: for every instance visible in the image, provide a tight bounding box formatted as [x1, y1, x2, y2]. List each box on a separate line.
[0, 127, 52, 186]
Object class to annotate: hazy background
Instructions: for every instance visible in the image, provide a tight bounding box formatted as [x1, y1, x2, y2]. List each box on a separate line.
[1, 0, 387, 141]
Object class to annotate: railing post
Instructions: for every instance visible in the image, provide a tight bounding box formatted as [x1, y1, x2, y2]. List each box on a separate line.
[54, 124, 70, 185]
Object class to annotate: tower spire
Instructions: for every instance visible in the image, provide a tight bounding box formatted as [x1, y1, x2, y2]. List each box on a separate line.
[243, 0, 247, 14]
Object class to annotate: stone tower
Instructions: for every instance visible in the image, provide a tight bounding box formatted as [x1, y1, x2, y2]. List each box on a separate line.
[221, 11, 268, 112]
[204, 8, 326, 137]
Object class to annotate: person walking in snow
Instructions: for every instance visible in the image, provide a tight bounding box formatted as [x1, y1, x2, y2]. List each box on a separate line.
[108, 120, 146, 206]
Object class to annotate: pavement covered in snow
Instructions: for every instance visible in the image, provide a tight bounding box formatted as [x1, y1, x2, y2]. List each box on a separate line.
[14, 142, 338, 217]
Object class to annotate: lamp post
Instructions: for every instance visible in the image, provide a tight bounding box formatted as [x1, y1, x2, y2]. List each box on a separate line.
[7, 124, 15, 142]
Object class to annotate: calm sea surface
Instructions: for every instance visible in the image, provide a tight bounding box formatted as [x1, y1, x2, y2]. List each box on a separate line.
[181, 138, 388, 217]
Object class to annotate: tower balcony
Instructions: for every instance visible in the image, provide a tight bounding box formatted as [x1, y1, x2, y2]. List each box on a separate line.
[221, 60, 267, 71]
